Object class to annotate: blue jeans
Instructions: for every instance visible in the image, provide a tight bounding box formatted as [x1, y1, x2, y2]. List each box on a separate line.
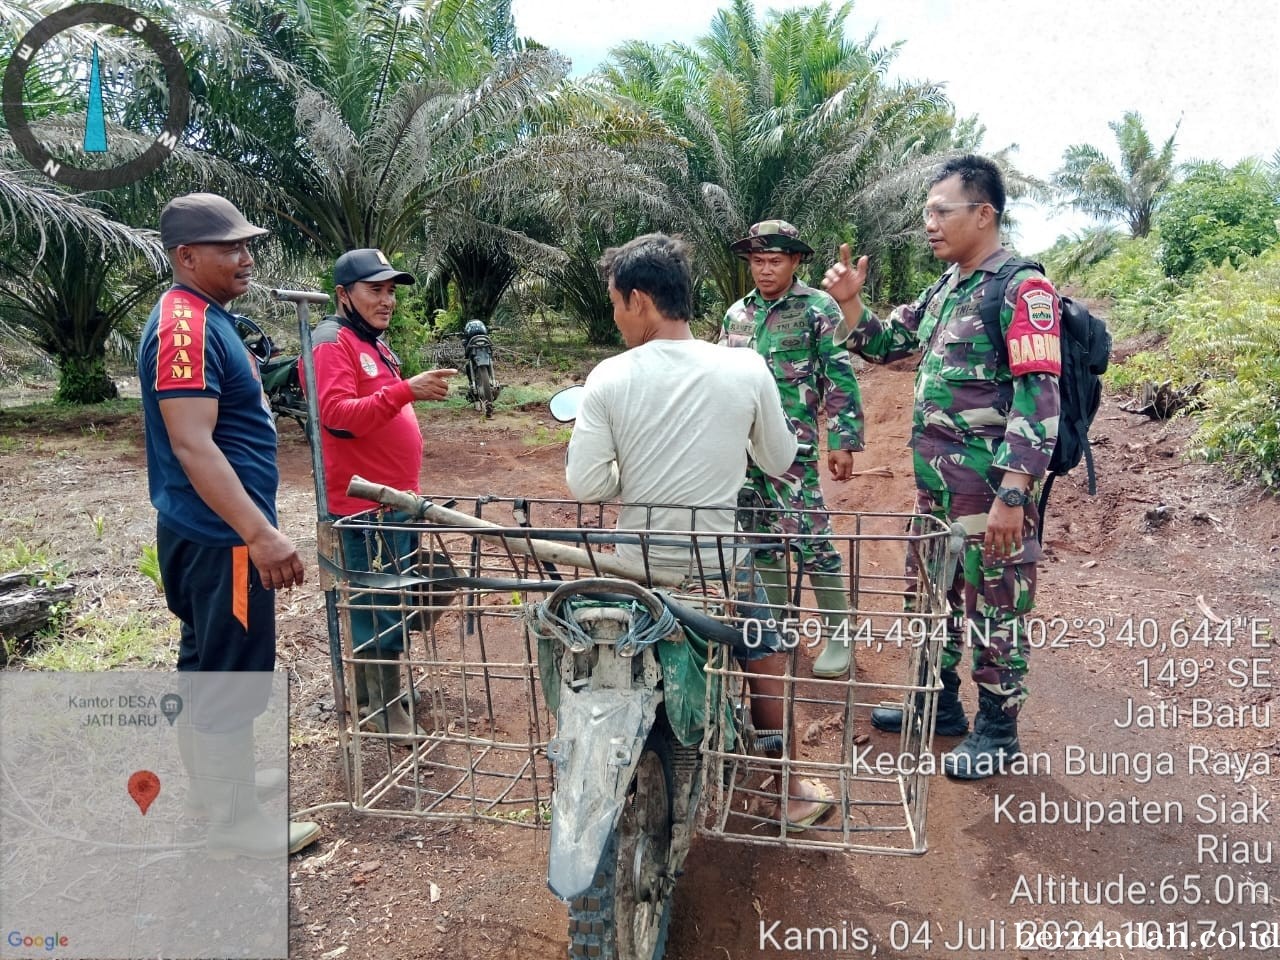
[333, 511, 418, 657]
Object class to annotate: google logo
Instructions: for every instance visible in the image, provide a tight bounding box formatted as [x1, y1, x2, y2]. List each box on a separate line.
[5, 930, 68, 951]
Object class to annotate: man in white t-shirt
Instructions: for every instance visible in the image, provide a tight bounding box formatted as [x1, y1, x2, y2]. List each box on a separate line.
[566, 232, 831, 829]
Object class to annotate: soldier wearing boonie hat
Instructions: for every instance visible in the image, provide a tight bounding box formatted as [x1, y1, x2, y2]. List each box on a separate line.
[729, 219, 815, 261]
[138, 192, 321, 858]
[721, 218, 865, 679]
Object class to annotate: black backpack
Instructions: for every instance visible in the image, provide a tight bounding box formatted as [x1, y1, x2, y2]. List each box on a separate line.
[978, 258, 1112, 533]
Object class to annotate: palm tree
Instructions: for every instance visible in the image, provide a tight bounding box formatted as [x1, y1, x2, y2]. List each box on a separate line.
[188, 0, 672, 321]
[1053, 111, 1179, 238]
[596, 0, 960, 309]
[0, 1, 173, 401]
[0, 226, 166, 402]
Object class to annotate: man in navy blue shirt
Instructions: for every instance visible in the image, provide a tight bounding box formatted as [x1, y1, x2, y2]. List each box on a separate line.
[139, 192, 318, 858]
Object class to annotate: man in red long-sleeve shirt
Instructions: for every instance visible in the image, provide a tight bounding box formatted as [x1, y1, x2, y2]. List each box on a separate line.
[312, 248, 456, 741]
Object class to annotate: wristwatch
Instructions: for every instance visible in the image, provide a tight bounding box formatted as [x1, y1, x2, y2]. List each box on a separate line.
[996, 486, 1031, 508]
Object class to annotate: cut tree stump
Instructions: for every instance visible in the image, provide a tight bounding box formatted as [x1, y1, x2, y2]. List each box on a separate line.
[0, 571, 75, 641]
[1121, 379, 1202, 419]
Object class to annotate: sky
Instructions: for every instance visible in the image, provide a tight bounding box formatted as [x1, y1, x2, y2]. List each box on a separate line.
[510, 0, 1280, 255]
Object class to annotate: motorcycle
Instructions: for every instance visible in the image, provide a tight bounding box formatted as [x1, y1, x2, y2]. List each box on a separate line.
[430, 320, 501, 417]
[341, 476, 759, 959]
[340, 471, 962, 957]
[232, 313, 308, 430]
[260, 351, 308, 430]
[460, 319, 501, 417]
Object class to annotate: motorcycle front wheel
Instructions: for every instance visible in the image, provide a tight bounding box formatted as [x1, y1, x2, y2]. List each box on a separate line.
[568, 730, 676, 960]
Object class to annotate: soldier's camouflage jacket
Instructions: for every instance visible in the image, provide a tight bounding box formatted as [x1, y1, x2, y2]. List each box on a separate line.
[838, 249, 1061, 493]
[720, 280, 865, 455]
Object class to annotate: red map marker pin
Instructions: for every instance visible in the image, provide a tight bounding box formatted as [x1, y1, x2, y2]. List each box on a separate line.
[128, 770, 161, 815]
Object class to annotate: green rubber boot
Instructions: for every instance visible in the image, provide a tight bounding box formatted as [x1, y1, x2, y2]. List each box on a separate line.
[196, 726, 319, 860]
[358, 659, 425, 742]
[289, 820, 321, 855]
[178, 723, 285, 819]
[754, 562, 791, 613]
[810, 572, 851, 678]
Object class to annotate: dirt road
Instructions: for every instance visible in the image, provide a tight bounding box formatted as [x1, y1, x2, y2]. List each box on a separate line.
[1, 361, 1276, 959]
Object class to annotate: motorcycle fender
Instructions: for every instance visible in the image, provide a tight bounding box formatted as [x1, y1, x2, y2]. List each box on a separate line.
[470, 348, 492, 366]
[546, 689, 659, 900]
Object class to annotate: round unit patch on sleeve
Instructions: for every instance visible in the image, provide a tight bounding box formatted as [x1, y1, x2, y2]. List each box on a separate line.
[1006, 277, 1062, 377]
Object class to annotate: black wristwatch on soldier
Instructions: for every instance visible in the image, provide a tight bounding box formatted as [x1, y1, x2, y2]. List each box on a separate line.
[996, 486, 1031, 508]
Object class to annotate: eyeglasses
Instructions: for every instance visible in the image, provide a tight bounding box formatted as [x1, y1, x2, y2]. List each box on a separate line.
[231, 314, 276, 365]
[922, 202, 984, 224]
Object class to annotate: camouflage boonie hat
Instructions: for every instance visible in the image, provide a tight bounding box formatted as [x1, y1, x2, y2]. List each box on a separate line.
[730, 219, 814, 261]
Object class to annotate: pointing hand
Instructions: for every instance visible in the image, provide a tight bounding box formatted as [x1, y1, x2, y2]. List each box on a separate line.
[407, 368, 457, 402]
[822, 244, 869, 306]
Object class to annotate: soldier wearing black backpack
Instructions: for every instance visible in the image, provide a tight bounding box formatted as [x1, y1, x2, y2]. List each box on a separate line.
[823, 155, 1086, 781]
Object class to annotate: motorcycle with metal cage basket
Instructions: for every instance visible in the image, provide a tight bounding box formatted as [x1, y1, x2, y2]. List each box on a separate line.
[322, 475, 964, 960]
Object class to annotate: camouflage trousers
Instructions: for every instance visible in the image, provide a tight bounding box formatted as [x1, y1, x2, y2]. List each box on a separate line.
[743, 458, 842, 573]
[905, 481, 1040, 715]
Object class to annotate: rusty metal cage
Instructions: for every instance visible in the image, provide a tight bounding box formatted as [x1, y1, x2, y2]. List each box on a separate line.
[321, 495, 953, 854]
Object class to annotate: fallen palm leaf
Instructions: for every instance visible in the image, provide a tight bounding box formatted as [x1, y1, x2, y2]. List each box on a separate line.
[1195, 595, 1225, 624]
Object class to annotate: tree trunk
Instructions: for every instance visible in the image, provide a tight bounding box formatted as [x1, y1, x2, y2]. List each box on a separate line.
[447, 244, 519, 324]
[55, 353, 118, 404]
[0, 572, 75, 652]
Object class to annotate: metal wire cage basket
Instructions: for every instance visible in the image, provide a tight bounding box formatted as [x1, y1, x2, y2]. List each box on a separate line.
[321, 493, 955, 854]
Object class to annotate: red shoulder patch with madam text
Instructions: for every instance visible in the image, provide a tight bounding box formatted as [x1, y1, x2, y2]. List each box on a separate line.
[154, 289, 209, 391]
[1006, 277, 1061, 376]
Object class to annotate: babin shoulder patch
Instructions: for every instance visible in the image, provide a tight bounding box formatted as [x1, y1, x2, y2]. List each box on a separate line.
[1006, 277, 1062, 377]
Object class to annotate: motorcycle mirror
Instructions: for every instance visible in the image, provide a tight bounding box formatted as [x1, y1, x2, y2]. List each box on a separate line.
[548, 384, 585, 422]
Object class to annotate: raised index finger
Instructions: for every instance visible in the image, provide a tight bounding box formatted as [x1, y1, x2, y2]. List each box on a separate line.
[839, 243, 852, 268]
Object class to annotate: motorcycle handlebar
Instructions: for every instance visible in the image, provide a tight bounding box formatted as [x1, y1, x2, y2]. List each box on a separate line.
[543, 578, 746, 650]
[271, 288, 330, 305]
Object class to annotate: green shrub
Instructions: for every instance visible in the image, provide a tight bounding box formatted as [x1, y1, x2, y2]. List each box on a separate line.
[1155, 160, 1280, 279]
[1076, 234, 1182, 337]
[1193, 373, 1280, 489]
[1103, 247, 1280, 488]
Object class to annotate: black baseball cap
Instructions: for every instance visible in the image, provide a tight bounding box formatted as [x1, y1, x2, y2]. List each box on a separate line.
[333, 249, 415, 287]
[159, 193, 268, 249]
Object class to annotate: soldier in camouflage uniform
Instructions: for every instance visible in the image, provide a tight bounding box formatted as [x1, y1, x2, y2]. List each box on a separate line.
[822, 155, 1061, 780]
[720, 220, 865, 678]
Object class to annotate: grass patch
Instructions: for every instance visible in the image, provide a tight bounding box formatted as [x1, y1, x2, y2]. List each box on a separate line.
[490, 802, 551, 824]
[439, 379, 558, 414]
[0, 539, 67, 582]
[0, 397, 141, 434]
[523, 423, 573, 447]
[289, 724, 337, 749]
[21, 609, 172, 671]
[2, 542, 168, 668]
